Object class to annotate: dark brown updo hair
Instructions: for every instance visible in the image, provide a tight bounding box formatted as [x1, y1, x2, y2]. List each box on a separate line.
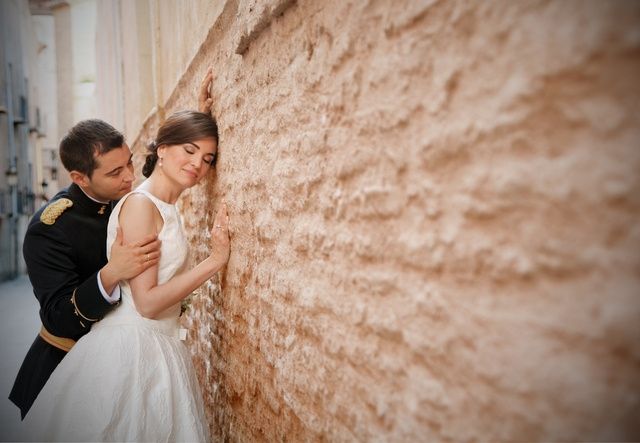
[142, 110, 219, 177]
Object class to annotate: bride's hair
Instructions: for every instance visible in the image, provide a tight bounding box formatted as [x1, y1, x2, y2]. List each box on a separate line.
[143, 110, 219, 177]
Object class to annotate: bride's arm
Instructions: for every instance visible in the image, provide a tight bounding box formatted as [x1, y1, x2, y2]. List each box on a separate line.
[119, 195, 228, 319]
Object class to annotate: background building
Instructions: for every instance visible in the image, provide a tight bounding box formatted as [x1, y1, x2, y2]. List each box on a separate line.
[1, 0, 40, 280]
[0, 0, 97, 280]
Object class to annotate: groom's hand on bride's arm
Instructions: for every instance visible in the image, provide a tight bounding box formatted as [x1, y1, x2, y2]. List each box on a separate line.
[101, 227, 161, 293]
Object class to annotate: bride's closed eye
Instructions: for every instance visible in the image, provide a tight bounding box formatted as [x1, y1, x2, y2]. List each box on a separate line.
[202, 153, 215, 165]
[182, 144, 197, 155]
[182, 144, 215, 165]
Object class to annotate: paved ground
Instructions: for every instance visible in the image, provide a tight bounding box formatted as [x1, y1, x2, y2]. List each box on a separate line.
[0, 274, 40, 442]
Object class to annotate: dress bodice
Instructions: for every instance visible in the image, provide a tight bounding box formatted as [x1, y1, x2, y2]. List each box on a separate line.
[101, 181, 188, 336]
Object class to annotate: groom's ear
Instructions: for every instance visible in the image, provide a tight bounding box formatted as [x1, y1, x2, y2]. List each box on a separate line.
[69, 170, 91, 187]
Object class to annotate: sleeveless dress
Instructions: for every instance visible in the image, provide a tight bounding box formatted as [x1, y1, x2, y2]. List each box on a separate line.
[22, 183, 211, 442]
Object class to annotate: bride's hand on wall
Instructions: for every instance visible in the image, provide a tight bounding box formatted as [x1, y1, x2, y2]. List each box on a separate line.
[209, 201, 230, 270]
[198, 67, 214, 114]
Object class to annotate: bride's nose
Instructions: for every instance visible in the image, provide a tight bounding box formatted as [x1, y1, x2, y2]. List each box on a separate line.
[190, 155, 203, 168]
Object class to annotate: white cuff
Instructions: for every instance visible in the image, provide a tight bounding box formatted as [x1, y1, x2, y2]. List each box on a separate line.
[97, 271, 121, 304]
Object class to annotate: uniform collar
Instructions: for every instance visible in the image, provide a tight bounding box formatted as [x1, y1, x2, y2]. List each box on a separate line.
[68, 184, 112, 216]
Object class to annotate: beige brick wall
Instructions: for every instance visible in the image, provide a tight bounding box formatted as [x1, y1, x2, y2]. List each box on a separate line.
[128, 0, 640, 440]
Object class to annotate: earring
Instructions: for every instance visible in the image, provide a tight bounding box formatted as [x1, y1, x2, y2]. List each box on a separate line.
[158, 157, 163, 168]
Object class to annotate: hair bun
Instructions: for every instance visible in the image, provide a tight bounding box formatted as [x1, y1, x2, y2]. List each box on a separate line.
[142, 153, 158, 178]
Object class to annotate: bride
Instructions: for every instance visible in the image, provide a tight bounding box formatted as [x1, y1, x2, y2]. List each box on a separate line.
[23, 110, 229, 442]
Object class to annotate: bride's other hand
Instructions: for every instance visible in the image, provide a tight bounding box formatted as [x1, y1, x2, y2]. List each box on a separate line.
[198, 67, 214, 114]
[209, 201, 230, 269]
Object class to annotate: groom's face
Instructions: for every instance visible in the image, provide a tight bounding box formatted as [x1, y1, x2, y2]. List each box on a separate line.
[84, 145, 135, 201]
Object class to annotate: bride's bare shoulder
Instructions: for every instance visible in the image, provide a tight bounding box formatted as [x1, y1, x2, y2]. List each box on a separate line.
[121, 192, 154, 210]
[119, 193, 161, 224]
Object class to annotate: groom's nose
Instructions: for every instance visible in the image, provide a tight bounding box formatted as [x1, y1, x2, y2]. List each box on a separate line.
[123, 167, 134, 182]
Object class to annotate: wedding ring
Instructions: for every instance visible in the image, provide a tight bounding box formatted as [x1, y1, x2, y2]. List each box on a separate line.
[145, 253, 150, 262]
[215, 225, 222, 229]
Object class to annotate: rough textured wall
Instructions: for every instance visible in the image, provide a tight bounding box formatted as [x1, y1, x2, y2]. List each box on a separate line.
[130, 0, 640, 441]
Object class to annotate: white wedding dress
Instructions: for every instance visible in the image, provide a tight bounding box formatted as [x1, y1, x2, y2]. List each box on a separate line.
[23, 183, 210, 442]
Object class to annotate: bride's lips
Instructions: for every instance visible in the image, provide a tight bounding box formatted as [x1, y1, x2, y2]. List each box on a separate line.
[183, 169, 198, 179]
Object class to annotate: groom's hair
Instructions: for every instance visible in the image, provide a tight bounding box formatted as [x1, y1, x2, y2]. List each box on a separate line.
[59, 119, 125, 178]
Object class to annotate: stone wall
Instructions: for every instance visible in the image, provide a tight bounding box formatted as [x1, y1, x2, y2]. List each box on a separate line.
[128, 0, 640, 440]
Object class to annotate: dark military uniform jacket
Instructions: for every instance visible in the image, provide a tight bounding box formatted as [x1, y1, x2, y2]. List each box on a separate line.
[9, 184, 120, 418]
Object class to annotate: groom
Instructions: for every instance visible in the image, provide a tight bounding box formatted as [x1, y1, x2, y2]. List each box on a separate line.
[10, 68, 216, 419]
[9, 120, 161, 418]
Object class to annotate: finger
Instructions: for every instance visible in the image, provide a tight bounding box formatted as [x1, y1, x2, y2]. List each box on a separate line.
[199, 96, 213, 114]
[211, 212, 228, 235]
[141, 239, 161, 254]
[211, 224, 226, 239]
[199, 74, 209, 91]
[214, 214, 228, 233]
[201, 66, 212, 82]
[141, 254, 160, 264]
[221, 204, 229, 228]
[139, 251, 160, 265]
[200, 99, 213, 115]
[134, 234, 159, 248]
[220, 211, 229, 231]
[141, 258, 160, 271]
[213, 204, 224, 226]
[140, 251, 161, 261]
[217, 224, 230, 240]
[199, 70, 213, 95]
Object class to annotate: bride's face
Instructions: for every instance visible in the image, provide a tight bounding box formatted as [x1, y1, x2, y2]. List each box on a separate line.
[159, 137, 217, 187]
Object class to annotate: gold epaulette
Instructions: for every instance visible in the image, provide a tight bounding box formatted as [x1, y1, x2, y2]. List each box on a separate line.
[40, 198, 73, 225]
